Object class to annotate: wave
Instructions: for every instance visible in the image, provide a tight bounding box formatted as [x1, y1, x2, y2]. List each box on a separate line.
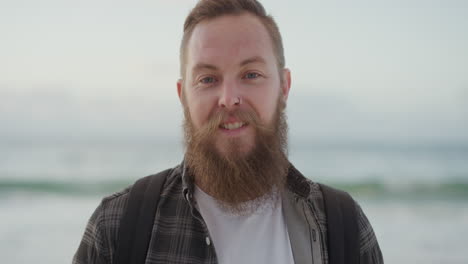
[0, 179, 133, 196]
[325, 180, 468, 200]
[1, 178, 468, 199]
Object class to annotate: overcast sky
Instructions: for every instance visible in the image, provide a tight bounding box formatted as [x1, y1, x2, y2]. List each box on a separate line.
[1, 0, 467, 144]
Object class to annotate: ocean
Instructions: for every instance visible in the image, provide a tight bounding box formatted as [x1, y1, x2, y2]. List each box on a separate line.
[1, 140, 467, 263]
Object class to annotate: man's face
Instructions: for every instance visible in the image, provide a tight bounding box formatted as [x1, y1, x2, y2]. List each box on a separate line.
[177, 13, 291, 157]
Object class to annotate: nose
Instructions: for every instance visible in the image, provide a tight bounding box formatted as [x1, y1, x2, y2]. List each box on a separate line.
[218, 80, 242, 109]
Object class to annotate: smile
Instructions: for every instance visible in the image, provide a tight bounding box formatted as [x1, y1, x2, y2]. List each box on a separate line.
[220, 122, 246, 130]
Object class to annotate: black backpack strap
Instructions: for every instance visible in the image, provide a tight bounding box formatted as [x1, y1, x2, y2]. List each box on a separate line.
[319, 183, 359, 264]
[114, 169, 171, 264]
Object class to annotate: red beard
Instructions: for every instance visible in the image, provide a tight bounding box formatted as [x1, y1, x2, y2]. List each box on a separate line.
[183, 96, 289, 214]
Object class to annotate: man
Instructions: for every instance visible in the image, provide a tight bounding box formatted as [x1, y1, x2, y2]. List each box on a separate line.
[74, 0, 383, 263]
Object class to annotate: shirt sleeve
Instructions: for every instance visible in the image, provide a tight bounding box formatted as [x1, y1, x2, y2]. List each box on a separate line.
[73, 202, 112, 264]
[355, 201, 384, 264]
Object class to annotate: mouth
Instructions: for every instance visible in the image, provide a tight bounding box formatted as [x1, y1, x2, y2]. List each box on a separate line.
[219, 122, 247, 131]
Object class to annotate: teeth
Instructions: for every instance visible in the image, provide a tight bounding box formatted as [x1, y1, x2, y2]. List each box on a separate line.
[222, 122, 244, 130]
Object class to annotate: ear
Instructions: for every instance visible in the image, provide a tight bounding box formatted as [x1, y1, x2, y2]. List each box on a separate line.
[177, 79, 183, 103]
[281, 68, 291, 102]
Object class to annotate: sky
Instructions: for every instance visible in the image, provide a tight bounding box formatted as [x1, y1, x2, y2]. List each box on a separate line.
[1, 0, 467, 144]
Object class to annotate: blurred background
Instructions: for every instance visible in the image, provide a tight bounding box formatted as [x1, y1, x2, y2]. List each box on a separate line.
[1, 0, 467, 263]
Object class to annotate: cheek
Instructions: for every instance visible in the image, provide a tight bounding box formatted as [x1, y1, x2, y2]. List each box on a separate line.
[249, 85, 281, 124]
[186, 95, 215, 129]
[261, 98, 279, 124]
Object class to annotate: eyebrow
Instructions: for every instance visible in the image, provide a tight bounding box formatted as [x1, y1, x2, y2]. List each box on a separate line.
[240, 56, 266, 67]
[192, 63, 218, 73]
[192, 56, 267, 74]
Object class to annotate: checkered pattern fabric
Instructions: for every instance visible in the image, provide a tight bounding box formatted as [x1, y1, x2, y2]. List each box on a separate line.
[73, 163, 383, 264]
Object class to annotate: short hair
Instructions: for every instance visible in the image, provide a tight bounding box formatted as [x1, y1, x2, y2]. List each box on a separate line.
[179, 0, 285, 78]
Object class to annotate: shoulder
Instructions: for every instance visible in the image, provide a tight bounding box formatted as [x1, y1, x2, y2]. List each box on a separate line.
[353, 200, 384, 263]
[96, 186, 132, 233]
[313, 182, 383, 263]
[101, 186, 132, 216]
[73, 166, 183, 263]
[287, 167, 383, 263]
[93, 165, 183, 230]
[95, 165, 183, 232]
[73, 187, 131, 263]
[89, 187, 132, 237]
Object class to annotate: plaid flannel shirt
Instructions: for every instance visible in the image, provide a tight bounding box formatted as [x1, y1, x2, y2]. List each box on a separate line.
[73, 163, 383, 264]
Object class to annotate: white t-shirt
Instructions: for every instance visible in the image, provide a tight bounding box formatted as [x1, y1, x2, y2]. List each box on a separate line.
[194, 186, 295, 264]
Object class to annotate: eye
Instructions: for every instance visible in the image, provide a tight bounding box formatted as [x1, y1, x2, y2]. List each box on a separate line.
[200, 76, 216, 84]
[243, 72, 261, 79]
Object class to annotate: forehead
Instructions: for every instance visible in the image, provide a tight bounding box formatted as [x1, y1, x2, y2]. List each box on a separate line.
[186, 13, 275, 70]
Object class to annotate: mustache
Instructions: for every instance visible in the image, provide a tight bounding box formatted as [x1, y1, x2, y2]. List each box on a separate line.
[197, 108, 268, 137]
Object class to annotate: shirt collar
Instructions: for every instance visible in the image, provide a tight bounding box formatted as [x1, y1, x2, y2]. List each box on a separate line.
[181, 160, 195, 204]
[286, 164, 311, 198]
